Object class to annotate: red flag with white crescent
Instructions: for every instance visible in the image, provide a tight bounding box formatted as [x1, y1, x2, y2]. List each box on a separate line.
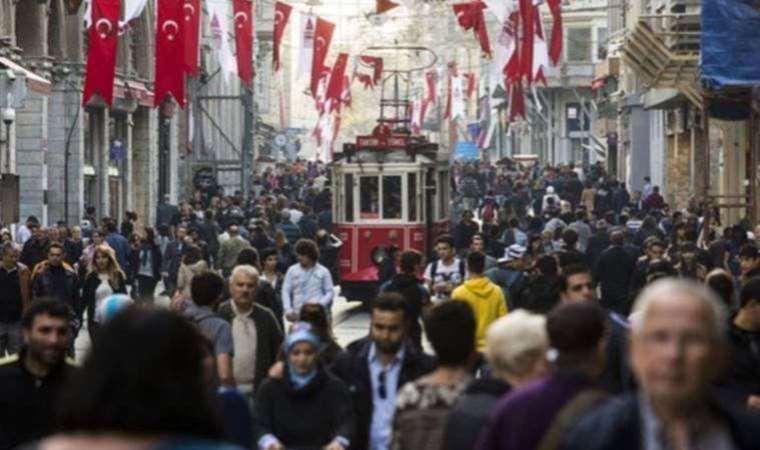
[273, 1, 293, 72]
[82, 0, 121, 107]
[547, 0, 563, 65]
[452, 1, 491, 57]
[233, 0, 254, 88]
[311, 18, 335, 98]
[354, 55, 383, 89]
[155, 0, 185, 107]
[326, 53, 349, 111]
[509, 82, 525, 120]
[182, 0, 200, 76]
[533, 6, 549, 86]
[518, 0, 534, 83]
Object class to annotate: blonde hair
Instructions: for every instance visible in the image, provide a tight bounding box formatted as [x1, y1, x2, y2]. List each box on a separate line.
[485, 310, 548, 376]
[89, 245, 126, 281]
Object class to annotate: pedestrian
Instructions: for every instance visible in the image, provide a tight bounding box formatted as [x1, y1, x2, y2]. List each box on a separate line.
[0, 243, 30, 356]
[130, 228, 162, 303]
[718, 276, 760, 410]
[81, 245, 127, 340]
[477, 302, 609, 450]
[277, 210, 302, 245]
[281, 239, 334, 323]
[485, 244, 527, 310]
[254, 322, 354, 450]
[274, 230, 296, 272]
[739, 244, 760, 283]
[217, 265, 284, 400]
[216, 223, 251, 279]
[453, 210, 479, 254]
[563, 279, 760, 450]
[14, 216, 38, 246]
[41, 308, 243, 450]
[594, 230, 636, 315]
[470, 234, 497, 270]
[452, 251, 507, 352]
[392, 301, 475, 450]
[103, 220, 130, 274]
[0, 300, 77, 449]
[331, 292, 436, 450]
[161, 225, 188, 295]
[444, 310, 549, 450]
[299, 302, 342, 366]
[177, 244, 209, 300]
[19, 223, 48, 272]
[380, 250, 429, 351]
[424, 235, 466, 302]
[31, 243, 80, 324]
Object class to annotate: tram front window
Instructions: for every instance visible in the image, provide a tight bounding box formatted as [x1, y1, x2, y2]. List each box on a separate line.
[360, 177, 380, 219]
[383, 176, 402, 220]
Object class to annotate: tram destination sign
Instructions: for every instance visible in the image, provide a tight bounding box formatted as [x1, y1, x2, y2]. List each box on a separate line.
[356, 135, 410, 150]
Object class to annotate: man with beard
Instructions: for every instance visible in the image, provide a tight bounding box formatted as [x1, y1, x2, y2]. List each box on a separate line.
[331, 293, 436, 450]
[0, 300, 77, 449]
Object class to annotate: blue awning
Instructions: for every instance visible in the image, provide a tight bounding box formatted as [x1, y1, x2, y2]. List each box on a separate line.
[701, 0, 760, 91]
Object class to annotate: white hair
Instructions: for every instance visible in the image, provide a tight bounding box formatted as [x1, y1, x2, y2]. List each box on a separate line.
[231, 264, 259, 281]
[485, 310, 548, 376]
[631, 278, 727, 341]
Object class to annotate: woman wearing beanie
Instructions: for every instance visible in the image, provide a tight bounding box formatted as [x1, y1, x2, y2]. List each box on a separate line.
[254, 323, 354, 450]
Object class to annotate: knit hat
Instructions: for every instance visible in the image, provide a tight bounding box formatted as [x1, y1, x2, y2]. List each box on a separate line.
[284, 322, 321, 353]
[498, 244, 527, 264]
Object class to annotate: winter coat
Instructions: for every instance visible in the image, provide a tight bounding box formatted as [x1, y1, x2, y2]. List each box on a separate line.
[594, 245, 636, 315]
[451, 277, 508, 351]
[380, 273, 429, 349]
[444, 377, 511, 450]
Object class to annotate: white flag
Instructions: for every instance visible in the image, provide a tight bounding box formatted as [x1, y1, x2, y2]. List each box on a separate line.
[209, 4, 237, 83]
[483, 0, 516, 24]
[120, 0, 149, 28]
[533, 11, 549, 82]
[298, 13, 316, 78]
[490, 17, 518, 94]
[450, 74, 465, 120]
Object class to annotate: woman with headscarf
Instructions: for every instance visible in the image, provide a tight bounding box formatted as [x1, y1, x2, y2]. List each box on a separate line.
[254, 323, 353, 450]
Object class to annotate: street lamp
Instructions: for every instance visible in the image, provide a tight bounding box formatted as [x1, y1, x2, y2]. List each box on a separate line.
[2, 105, 14, 174]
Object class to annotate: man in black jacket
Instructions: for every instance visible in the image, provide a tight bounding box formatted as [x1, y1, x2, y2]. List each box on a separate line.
[331, 293, 436, 450]
[594, 230, 636, 315]
[562, 279, 760, 450]
[161, 225, 187, 295]
[379, 250, 429, 351]
[0, 300, 77, 450]
[31, 244, 80, 327]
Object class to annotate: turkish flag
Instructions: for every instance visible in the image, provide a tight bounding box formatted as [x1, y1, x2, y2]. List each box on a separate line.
[82, 0, 121, 106]
[182, 0, 200, 76]
[233, 0, 254, 88]
[503, 12, 521, 83]
[452, 2, 491, 57]
[354, 55, 383, 89]
[155, 0, 185, 107]
[273, 2, 292, 72]
[311, 18, 335, 98]
[376, 0, 399, 14]
[518, 0, 534, 83]
[326, 53, 349, 112]
[547, 0, 563, 65]
[464, 72, 477, 99]
[509, 82, 525, 120]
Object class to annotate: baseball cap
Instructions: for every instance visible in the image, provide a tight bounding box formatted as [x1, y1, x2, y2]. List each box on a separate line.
[498, 244, 527, 264]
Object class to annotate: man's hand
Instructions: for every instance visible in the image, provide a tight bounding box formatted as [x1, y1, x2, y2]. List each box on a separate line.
[169, 291, 187, 312]
[747, 395, 760, 410]
[268, 361, 285, 379]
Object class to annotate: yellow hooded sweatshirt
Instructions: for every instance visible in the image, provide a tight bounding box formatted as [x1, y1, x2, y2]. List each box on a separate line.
[451, 276, 508, 352]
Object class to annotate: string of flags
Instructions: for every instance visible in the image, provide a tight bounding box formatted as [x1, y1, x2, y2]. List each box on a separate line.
[79, 0, 563, 159]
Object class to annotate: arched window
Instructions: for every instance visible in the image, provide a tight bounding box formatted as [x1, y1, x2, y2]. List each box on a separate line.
[15, 1, 46, 57]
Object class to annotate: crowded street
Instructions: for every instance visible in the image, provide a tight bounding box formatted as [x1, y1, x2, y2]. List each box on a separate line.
[1, 0, 760, 450]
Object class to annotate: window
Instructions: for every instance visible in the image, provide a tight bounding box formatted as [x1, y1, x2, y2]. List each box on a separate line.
[360, 177, 379, 219]
[566, 27, 592, 62]
[438, 171, 448, 220]
[596, 27, 608, 61]
[344, 174, 354, 222]
[382, 176, 402, 220]
[407, 173, 417, 221]
[84, 110, 94, 165]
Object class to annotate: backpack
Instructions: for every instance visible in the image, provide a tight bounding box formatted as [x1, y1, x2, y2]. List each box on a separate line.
[430, 259, 466, 284]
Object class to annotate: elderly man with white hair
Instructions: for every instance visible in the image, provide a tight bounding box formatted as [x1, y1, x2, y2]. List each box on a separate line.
[445, 310, 549, 450]
[562, 278, 760, 450]
[217, 265, 283, 402]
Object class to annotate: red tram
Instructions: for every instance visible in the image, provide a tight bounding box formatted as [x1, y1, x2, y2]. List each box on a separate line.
[331, 47, 451, 302]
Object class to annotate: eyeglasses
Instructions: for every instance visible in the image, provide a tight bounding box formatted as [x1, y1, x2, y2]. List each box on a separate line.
[377, 370, 387, 399]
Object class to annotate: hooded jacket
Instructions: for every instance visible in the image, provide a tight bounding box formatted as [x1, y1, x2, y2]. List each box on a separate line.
[451, 276, 507, 351]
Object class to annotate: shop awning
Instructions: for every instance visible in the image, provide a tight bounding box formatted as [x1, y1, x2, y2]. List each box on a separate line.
[0, 57, 51, 96]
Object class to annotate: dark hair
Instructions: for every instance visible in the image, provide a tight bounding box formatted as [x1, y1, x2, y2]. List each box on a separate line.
[739, 244, 759, 260]
[546, 302, 607, 365]
[190, 271, 225, 307]
[371, 292, 406, 319]
[300, 303, 335, 343]
[707, 271, 735, 308]
[435, 234, 455, 248]
[562, 228, 579, 247]
[294, 239, 320, 261]
[104, 221, 117, 233]
[466, 251, 486, 274]
[22, 299, 72, 329]
[558, 264, 592, 293]
[260, 247, 279, 263]
[55, 308, 223, 438]
[182, 244, 203, 265]
[399, 249, 423, 274]
[424, 301, 475, 366]
[535, 255, 558, 277]
[47, 242, 65, 255]
[740, 276, 760, 308]
[235, 247, 260, 269]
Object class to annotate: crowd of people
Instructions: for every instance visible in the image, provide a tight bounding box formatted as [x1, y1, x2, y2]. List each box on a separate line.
[0, 157, 759, 450]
